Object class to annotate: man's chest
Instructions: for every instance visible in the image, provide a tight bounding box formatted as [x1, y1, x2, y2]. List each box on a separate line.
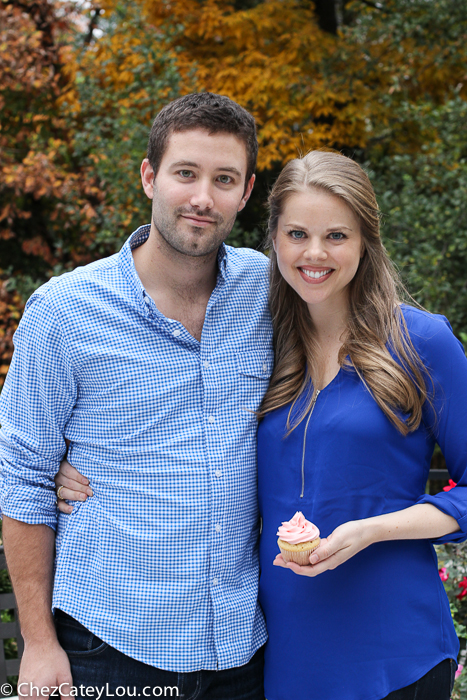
[66, 296, 272, 432]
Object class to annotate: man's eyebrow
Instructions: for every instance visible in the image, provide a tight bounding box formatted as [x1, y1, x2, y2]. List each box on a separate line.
[216, 166, 242, 177]
[171, 161, 199, 168]
[170, 161, 242, 177]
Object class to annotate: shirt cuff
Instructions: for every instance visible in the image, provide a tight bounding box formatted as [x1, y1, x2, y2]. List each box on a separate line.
[0, 482, 58, 531]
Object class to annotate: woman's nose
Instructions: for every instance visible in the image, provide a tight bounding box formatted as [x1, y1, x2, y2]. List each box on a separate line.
[303, 237, 327, 261]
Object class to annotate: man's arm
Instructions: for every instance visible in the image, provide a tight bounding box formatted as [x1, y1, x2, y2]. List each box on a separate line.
[3, 517, 72, 698]
[0, 291, 78, 698]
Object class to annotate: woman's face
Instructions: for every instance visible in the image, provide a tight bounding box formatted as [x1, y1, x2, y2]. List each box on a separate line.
[274, 188, 363, 319]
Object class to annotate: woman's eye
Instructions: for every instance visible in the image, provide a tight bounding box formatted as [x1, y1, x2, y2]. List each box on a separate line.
[218, 175, 233, 184]
[329, 232, 345, 240]
[179, 170, 193, 178]
[289, 230, 306, 240]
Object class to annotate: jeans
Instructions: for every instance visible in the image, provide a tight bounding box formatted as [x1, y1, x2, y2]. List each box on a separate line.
[382, 659, 456, 700]
[55, 610, 265, 700]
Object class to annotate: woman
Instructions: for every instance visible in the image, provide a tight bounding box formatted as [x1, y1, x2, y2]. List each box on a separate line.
[55, 151, 467, 699]
[257, 150, 465, 699]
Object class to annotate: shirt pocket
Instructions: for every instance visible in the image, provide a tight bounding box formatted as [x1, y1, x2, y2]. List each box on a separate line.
[235, 350, 273, 413]
[237, 352, 273, 380]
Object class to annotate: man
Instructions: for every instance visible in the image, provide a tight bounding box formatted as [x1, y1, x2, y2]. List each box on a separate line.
[0, 93, 272, 699]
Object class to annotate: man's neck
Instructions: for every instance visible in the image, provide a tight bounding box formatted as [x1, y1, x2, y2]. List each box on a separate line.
[132, 225, 220, 340]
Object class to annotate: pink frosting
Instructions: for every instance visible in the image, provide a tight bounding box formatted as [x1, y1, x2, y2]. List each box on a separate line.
[277, 511, 320, 545]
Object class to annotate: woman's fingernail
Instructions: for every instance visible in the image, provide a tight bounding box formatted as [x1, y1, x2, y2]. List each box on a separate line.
[87, 488, 93, 496]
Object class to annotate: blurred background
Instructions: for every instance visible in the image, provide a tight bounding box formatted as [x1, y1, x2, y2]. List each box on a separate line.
[1, 0, 466, 388]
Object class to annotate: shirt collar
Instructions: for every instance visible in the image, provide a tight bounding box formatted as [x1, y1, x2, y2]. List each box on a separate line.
[117, 225, 151, 311]
[216, 242, 228, 280]
[118, 226, 230, 310]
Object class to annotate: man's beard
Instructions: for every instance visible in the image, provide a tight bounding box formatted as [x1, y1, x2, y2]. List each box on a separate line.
[152, 201, 236, 258]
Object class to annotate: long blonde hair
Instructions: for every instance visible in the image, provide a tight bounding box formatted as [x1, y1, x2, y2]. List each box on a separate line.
[259, 151, 430, 436]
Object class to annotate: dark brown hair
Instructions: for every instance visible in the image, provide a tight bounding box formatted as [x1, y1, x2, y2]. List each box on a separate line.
[147, 92, 258, 188]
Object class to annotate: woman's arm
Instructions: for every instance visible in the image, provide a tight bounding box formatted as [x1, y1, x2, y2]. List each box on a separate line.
[274, 503, 459, 576]
[276, 314, 467, 577]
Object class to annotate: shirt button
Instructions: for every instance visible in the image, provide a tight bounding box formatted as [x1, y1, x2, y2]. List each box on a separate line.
[215, 524, 221, 533]
[144, 297, 150, 305]
[215, 470, 222, 478]
[203, 361, 209, 369]
[262, 363, 268, 373]
[213, 577, 219, 586]
[207, 416, 215, 424]
[173, 329, 181, 337]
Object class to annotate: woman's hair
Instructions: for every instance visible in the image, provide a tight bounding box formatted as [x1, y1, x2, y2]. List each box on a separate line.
[259, 150, 430, 436]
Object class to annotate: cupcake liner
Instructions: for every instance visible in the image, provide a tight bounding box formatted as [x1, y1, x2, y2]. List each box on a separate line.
[278, 537, 321, 566]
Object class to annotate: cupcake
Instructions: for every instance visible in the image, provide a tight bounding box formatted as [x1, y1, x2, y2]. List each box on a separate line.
[277, 511, 320, 566]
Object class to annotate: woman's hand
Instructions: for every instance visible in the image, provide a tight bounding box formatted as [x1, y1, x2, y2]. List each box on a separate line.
[273, 519, 375, 577]
[273, 503, 460, 577]
[54, 460, 93, 514]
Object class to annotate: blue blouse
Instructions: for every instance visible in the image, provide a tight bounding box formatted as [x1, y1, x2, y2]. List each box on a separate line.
[258, 307, 467, 700]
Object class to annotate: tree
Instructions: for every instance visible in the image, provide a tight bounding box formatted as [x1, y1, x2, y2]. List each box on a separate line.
[0, 0, 182, 388]
[1, 0, 466, 390]
[141, 0, 467, 256]
[67, 0, 182, 258]
[0, 0, 85, 294]
[0, 0, 84, 388]
[370, 96, 467, 335]
[145, 0, 467, 166]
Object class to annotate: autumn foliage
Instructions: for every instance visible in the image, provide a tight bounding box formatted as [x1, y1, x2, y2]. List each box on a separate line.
[1, 0, 467, 388]
[146, 0, 467, 164]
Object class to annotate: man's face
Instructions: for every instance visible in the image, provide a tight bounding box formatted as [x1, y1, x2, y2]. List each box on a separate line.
[141, 128, 255, 258]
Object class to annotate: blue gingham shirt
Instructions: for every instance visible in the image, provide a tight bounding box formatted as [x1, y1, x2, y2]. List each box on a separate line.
[0, 226, 273, 672]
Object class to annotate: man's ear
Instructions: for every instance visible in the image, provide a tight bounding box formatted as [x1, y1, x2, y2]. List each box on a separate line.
[238, 174, 255, 212]
[141, 159, 155, 199]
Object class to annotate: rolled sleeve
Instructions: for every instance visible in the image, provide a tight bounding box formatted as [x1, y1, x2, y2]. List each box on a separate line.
[416, 316, 467, 543]
[0, 290, 77, 529]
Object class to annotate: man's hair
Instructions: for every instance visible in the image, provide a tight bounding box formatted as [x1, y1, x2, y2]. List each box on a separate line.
[147, 93, 258, 186]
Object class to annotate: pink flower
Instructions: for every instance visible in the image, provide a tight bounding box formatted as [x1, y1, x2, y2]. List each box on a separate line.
[443, 479, 457, 492]
[455, 664, 463, 680]
[439, 567, 449, 582]
[456, 577, 467, 600]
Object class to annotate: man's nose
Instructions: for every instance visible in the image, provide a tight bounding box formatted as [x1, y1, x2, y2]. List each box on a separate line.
[189, 181, 214, 210]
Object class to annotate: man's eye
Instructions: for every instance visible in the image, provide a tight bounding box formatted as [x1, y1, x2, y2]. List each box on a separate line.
[178, 170, 193, 178]
[218, 175, 233, 184]
[329, 232, 345, 240]
[289, 230, 306, 240]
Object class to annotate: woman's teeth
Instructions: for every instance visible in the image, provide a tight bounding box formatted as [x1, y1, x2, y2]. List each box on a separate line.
[301, 268, 332, 279]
